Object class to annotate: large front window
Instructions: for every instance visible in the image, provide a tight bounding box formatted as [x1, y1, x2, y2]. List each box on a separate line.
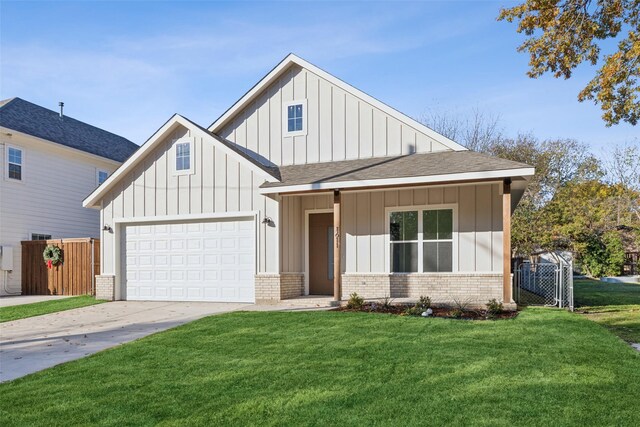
[390, 208, 453, 273]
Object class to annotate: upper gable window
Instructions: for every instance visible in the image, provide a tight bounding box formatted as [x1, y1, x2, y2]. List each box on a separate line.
[283, 99, 307, 137]
[97, 170, 109, 186]
[7, 146, 23, 181]
[173, 139, 194, 175]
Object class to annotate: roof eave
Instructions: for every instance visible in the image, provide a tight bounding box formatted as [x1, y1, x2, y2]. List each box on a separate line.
[259, 167, 535, 195]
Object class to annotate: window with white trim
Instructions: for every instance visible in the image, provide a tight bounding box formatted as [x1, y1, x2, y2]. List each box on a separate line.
[283, 100, 307, 136]
[173, 139, 194, 175]
[31, 233, 51, 241]
[389, 208, 453, 273]
[97, 170, 109, 185]
[7, 146, 23, 181]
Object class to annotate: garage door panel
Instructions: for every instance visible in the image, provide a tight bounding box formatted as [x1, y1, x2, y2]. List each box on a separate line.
[124, 219, 255, 302]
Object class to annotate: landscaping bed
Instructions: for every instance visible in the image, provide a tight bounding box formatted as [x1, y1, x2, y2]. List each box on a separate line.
[337, 294, 518, 320]
[336, 302, 518, 320]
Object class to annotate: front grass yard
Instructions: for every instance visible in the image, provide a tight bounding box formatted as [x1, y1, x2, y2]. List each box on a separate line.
[574, 278, 640, 344]
[1, 308, 639, 426]
[0, 296, 104, 323]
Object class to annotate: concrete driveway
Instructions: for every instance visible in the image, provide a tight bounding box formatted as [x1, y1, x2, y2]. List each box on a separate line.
[0, 301, 249, 382]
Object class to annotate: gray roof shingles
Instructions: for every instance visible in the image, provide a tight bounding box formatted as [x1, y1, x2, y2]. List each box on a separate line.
[0, 97, 138, 162]
[261, 150, 532, 189]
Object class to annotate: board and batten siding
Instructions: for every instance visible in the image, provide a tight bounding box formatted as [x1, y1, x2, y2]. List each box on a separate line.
[218, 65, 451, 167]
[100, 125, 279, 276]
[280, 183, 503, 274]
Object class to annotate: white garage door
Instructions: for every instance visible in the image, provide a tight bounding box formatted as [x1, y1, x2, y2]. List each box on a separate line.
[124, 219, 255, 302]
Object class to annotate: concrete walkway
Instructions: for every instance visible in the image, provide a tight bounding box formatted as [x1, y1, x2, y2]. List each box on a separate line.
[0, 301, 249, 382]
[0, 295, 73, 307]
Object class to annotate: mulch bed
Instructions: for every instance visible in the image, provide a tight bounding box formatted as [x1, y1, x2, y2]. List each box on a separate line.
[335, 303, 519, 320]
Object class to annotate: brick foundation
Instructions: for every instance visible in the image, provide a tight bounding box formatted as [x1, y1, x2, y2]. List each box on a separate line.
[341, 273, 505, 307]
[95, 275, 115, 301]
[255, 273, 304, 304]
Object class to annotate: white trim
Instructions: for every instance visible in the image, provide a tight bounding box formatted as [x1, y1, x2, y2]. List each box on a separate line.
[4, 144, 25, 183]
[113, 210, 259, 224]
[304, 208, 334, 295]
[384, 203, 458, 274]
[114, 211, 259, 302]
[172, 138, 195, 176]
[282, 99, 308, 137]
[83, 114, 279, 209]
[259, 168, 535, 194]
[209, 54, 468, 152]
[96, 168, 109, 186]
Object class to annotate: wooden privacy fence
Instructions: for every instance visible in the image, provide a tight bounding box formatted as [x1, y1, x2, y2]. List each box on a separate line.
[21, 238, 100, 296]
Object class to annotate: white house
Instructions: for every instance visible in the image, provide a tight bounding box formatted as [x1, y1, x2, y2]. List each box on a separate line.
[0, 98, 138, 295]
[83, 54, 534, 308]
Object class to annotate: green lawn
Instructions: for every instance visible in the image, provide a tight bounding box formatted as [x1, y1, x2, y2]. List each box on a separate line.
[0, 296, 104, 323]
[574, 278, 640, 343]
[1, 309, 639, 426]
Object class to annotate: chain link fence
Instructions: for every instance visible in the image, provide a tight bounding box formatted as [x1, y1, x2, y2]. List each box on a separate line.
[514, 252, 573, 311]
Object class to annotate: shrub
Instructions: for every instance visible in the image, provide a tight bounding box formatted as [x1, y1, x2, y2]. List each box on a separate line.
[403, 305, 422, 316]
[346, 292, 364, 310]
[380, 295, 394, 310]
[486, 299, 503, 318]
[417, 295, 431, 310]
[581, 231, 626, 277]
[450, 308, 463, 318]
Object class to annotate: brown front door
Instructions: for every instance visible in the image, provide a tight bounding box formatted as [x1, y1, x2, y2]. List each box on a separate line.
[309, 213, 334, 295]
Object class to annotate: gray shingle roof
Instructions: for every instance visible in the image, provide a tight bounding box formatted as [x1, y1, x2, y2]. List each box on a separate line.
[261, 151, 532, 189]
[0, 97, 138, 162]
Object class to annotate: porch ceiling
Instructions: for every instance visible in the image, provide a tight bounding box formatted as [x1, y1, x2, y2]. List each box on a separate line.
[260, 151, 534, 195]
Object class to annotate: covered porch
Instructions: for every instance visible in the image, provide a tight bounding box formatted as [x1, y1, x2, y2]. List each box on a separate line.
[256, 151, 533, 308]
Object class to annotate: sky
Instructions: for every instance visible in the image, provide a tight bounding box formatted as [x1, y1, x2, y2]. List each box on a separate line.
[1, 0, 637, 153]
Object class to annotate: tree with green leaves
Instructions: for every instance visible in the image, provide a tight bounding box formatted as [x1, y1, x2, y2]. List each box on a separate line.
[498, 0, 640, 126]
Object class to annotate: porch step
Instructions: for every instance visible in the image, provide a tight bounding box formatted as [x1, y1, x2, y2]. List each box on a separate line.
[279, 295, 339, 308]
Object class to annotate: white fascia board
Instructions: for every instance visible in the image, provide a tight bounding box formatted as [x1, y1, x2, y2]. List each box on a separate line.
[259, 167, 535, 195]
[208, 54, 468, 152]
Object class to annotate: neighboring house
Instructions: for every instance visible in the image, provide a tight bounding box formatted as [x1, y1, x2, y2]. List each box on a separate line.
[83, 54, 534, 308]
[0, 98, 138, 295]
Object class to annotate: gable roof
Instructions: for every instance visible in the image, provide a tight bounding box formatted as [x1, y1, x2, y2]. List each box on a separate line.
[0, 97, 138, 162]
[260, 151, 534, 194]
[83, 114, 281, 209]
[179, 115, 280, 180]
[208, 54, 468, 152]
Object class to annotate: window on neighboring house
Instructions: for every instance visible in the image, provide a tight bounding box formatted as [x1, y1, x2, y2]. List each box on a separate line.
[97, 170, 109, 185]
[283, 100, 307, 136]
[31, 233, 52, 241]
[389, 208, 454, 273]
[175, 141, 191, 172]
[7, 146, 23, 180]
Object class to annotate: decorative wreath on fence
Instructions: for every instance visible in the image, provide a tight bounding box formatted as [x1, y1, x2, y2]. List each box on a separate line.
[43, 245, 63, 269]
